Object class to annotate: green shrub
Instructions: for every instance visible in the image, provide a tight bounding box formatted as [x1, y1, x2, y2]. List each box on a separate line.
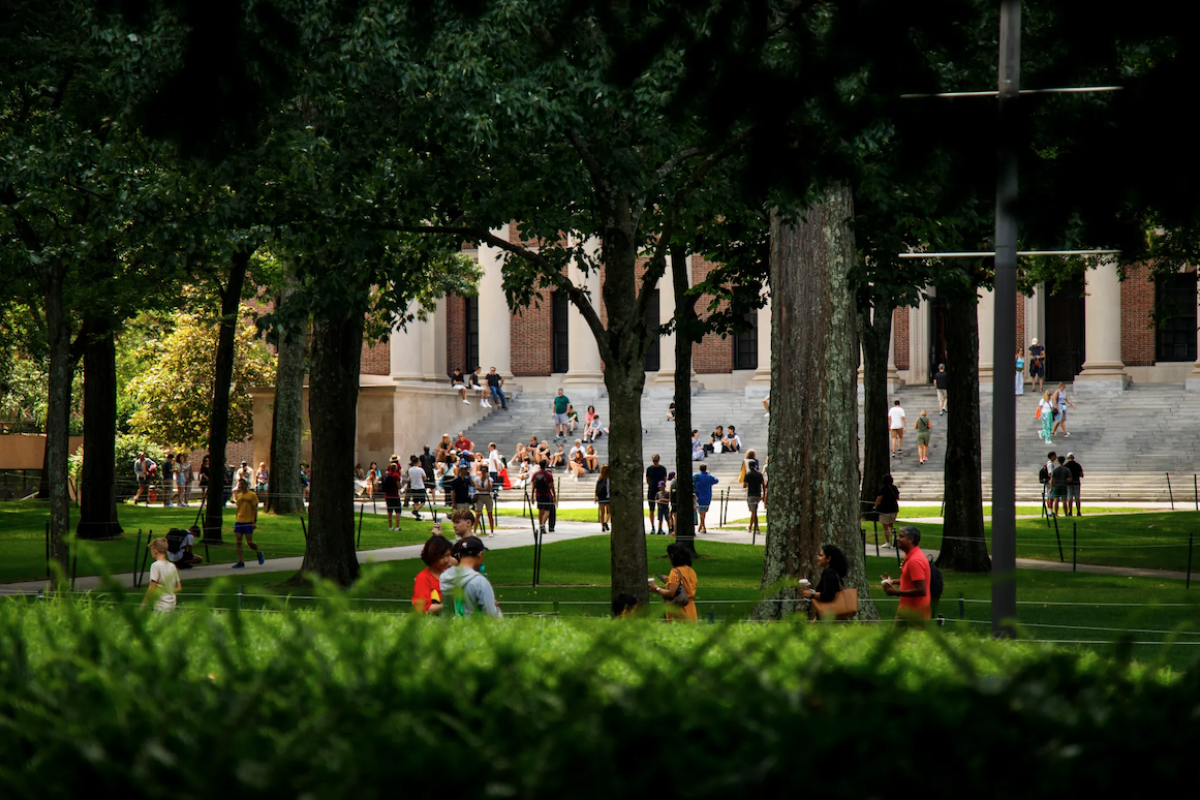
[0, 595, 1196, 798]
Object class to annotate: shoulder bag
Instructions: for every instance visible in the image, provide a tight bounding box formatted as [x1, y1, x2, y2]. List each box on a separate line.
[811, 575, 859, 620]
[668, 568, 691, 607]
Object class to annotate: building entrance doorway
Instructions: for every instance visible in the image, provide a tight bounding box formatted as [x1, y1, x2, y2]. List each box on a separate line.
[1045, 279, 1086, 383]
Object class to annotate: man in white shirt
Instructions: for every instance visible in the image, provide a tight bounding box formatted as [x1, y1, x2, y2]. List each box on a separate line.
[888, 400, 907, 458]
[406, 456, 428, 520]
[487, 442, 503, 482]
[568, 438, 585, 462]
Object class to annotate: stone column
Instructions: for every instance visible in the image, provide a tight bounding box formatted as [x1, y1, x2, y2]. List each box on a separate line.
[1025, 283, 1044, 348]
[1077, 260, 1129, 391]
[390, 304, 425, 384]
[421, 303, 447, 384]
[650, 271, 678, 395]
[887, 319, 900, 391]
[744, 288, 772, 397]
[476, 225, 512, 376]
[562, 251, 605, 398]
[977, 286, 995, 391]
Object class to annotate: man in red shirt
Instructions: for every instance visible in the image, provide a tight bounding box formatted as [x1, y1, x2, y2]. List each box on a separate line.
[882, 525, 931, 624]
[454, 431, 474, 454]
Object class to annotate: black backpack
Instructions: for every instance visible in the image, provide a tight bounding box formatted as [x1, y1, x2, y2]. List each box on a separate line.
[534, 470, 551, 495]
[166, 528, 190, 555]
[929, 562, 944, 603]
[1038, 464, 1049, 484]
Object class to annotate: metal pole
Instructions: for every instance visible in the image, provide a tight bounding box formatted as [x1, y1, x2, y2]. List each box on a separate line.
[45, 520, 50, 579]
[1072, 522, 1077, 573]
[959, 594, 965, 620]
[1053, 511, 1064, 562]
[1187, 532, 1193, 589]
[356, 501, 365, 549]
[1167, 472, 1175, 510]
[1193, 474, 1197, 511]
[990, 0, 1021, 639]
[132, 528, 142, 581]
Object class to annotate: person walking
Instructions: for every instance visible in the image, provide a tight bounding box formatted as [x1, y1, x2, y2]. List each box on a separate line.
[141, 538, 181, 613]
[132, 452, 156, 505]
[1051, 382, 1076, 437]
[197, 454, 210, 506]
[1065, 452, 1084, 516]
[874, 473, 900, 548]
[594, 464, 611, 531]
[743, 458, 766, 536]
[1037, 390, 1055, 443]
[693, 463, 719, 533]
[800, 544, 851, 619]
[914, 409, 933, 465]
[881, 526, 931, 624]
[532, 459, 557, 536]
[551, 388, 572, 442]
[645, 454, 667, 528]
[160, 454, 174, 508]
[654, 480, 671, 535]
[440, 536, 503, 618]
[485, 366, 508, 411]
[406, 456, 428, 520]
[231, 479, 265, 569]
[888, 400, 906, 458]
[382, 463, 404, 531]
[648, 543, 698, 622]
[1028, 338, 1046, 394]
[934, 363, 948, 415]
[1014, 347, 1025, 395]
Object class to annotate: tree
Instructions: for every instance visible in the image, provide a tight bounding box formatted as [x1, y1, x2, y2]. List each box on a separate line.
[264, 280, 307, 516]
[126, 305, 277, 450]
[756, 188, 878, 621]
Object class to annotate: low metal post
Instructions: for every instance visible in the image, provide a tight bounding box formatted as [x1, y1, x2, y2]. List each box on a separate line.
[1072, 522, 1077, 573]
[1193, 475, 1197, 511]
[70, 549, 77, 591]
[356, 502, 365, 549]
[861, 527, 867, 557]
[238, 584, 243, 609]
[1167, 472, 1175, 510]
[958, 594, 965, 620]
[137, 530, 153, 588]
[895, 545, 902, 569]
[1053, 513, 1063, 562]
[552, 599, 559, 616]
[1187, 532, 1194, 590]
[132, 528, 142, 581]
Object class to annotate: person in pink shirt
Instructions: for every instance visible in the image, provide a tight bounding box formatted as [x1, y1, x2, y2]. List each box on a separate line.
[881, 525, 931, 624]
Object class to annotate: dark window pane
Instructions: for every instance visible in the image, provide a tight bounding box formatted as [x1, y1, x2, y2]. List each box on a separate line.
[552, 292, 570, 373]
[733, 312, 757, 370]
[465, 296, 480, 371]
[1155, 273, 1198, 363]
[643, 289, 661, 372]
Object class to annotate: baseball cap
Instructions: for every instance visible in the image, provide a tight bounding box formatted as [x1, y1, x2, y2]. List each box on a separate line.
[451, 536, 489, 559]
[1066, 452, 1075, 458]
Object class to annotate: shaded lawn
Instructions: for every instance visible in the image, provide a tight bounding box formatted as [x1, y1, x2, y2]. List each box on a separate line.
[0, 500, 433, 583]
[171, 537, 1200, 668]
[862, 510, 1200, 573]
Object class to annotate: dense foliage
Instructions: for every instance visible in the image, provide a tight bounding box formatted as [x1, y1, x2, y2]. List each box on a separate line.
[0, 600, 1196, 798]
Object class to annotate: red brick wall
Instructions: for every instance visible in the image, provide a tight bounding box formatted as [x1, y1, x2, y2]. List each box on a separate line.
[690, 255, 734, 374]
[1121, 262, 1157, 367]
[445, 294, 467, 374]
[1015, 293, 1025, 354]
[507, 224, 558, 376]
[893, 307, 909, 370]
[360, 338, 390, 375]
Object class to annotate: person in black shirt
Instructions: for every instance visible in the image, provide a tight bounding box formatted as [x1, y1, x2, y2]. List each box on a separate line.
[450, 368, 468, 403]
[485, 366, 508, 410]
[1049, 456, 1071, 517]
[1028, 338, 1045, 394]
[645, 455, 668, 529]
[1065, 453, 1084, 516]
[934, 363, 948, 415]
[874, 475, 900, 548]
[743, 459, 766, 535]
[801, 544, 849, 614]
[448, 466, 473, 511]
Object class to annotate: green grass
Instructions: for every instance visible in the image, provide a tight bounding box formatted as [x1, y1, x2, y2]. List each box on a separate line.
[170, 536, 1200, 667]
[894, 504, 1157, 518]
[862, 510, 1200, 573]
[0, 499, 433, 583]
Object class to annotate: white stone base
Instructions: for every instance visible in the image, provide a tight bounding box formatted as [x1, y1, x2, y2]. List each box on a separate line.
[743, 370, 771, 399]
[560, 372, 607, 400]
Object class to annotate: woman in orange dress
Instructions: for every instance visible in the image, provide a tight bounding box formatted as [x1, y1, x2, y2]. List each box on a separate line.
[649, 543, 698, 622]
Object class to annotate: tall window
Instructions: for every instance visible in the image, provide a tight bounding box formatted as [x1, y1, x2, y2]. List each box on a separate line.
[1156, 272, 1198, 363]
[643, 289, 661, 372]
[464, 296, 480, 371]
[551, 291, 570, 373]
[733, 311, 758, 370]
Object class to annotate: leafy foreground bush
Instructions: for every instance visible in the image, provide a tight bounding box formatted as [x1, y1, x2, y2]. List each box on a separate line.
[1, 600, 1197, 799]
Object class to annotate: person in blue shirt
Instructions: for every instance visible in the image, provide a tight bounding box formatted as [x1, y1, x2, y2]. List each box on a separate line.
[692, 463, 720, 534]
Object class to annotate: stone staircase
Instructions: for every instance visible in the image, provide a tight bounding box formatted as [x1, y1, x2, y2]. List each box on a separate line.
[461, 382, 1200, 503]
[462, 389, 768, 500]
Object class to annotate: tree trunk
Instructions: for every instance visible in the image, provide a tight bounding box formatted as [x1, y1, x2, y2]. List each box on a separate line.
[671, 245, 697, 556]
[268, 299, 307, 516]
[937, 293, 991, 571]
[302, 307, 364, 585]
[202, 251, 251, 543]
[78, 327, 122, 539]
[44, 267, 73, 587]
[757, 187, 878, 621]
[859, 299, 893, 508]
[604, 362, 650, 605]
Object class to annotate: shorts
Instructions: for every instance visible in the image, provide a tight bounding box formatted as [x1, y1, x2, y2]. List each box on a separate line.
[455, 502, 472, 512]
[916, 432, 930, 446]
[1067, 485, 1080, 498]
[1029, 364, 1043, 377]
[234, 521, 255, 536]
[537, 500, 556, 510]
[386, 496, 403, 512]
[407, 488, 425, 502]
[138, 475, 150, 487]
[1052, 487, 1067, 499]
[597, 499, 610, 506]
[890, 427, 903, 436]
[474, 495, 494, 511]
[553, 413, 569, 425]
[877, 512, 898, 525]
[697, 504, 710, 513]
[747, 496, 761, 510]
[1057, 408, 1067, 423]
[936, 388, 947, 403]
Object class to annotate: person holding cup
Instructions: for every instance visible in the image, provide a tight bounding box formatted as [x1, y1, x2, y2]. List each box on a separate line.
[800, 545, 849, 618]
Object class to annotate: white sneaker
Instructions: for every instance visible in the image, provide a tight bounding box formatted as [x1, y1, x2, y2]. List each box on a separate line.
[764, 412, 770, 417]
[462, 399, 470, 404]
